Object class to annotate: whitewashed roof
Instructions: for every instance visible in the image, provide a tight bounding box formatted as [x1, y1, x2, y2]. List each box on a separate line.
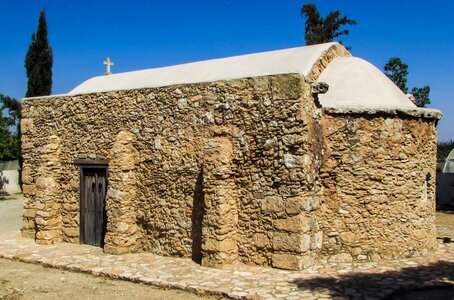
[41, 42, 435, 112]
[69, 43, 336, 95]
[317, 56, 417, 109]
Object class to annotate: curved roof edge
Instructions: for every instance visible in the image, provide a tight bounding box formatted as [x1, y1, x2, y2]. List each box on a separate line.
[446, 148, 454, 161]
[66, 42, 341, 96]
[443, 148, 454, 173]
[317, 56, 417, 110]
[322, 106, 442, 120]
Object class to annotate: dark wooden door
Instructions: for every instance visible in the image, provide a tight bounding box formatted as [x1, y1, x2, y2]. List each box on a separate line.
[80, 167, 107, 247]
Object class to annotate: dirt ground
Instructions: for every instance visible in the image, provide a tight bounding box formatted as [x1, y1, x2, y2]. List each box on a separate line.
[0, 196, 222, 300]
[0, 195, 23, 239]
[436, 211, 454, 228]
[436, 211, 454, 242]
[0, 258, 222, 300]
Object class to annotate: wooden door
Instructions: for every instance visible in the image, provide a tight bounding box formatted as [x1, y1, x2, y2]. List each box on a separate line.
[80, 167, 107, 247]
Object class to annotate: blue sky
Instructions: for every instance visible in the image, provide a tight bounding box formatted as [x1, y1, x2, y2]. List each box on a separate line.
[0, 0, 452, 141]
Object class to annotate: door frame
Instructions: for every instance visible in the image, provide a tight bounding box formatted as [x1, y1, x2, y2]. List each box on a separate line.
[75, 159, 109, 246]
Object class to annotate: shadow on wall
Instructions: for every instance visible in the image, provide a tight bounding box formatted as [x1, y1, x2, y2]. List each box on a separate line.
[191, 169, 205, 263]
[290, 261, 454, 299]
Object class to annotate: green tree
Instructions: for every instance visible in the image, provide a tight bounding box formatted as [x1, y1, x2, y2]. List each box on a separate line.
[437, 140, 454, 162]
[411, 86, 431, 108]
[383, 57, 408, 93]
[301, 3, 356, 49]
[383, 57, 431, 107]
[25, 10, 53, 97]
[0, 94, 20, 160]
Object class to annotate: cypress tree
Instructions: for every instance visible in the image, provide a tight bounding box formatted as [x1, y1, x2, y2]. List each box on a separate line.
[25, 10, 53, 97]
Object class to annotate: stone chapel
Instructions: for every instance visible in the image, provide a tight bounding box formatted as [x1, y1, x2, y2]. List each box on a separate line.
[21, 42, 441, 270]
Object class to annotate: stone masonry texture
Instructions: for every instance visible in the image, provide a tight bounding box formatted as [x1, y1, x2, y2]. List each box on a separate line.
[20, 71, 439, 270]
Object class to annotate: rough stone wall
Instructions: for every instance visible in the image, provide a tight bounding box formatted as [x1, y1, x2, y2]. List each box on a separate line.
[318, 112, 438, 262]
[20, 72, 439, 269]
[21, 73, 323, 270]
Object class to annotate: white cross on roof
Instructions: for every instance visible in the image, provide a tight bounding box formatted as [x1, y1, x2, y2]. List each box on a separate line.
[103, 57, 114, 75]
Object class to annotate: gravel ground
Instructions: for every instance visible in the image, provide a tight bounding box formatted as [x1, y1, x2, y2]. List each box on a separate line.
[0, 194, 23, 239]
[0, 258, 222, 300]
[0, 195, 222, 300]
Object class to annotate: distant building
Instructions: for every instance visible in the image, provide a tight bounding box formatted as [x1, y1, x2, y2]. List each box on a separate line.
[437, 148, 454, 210]
[0, 160, 21, 194]
[443, 148, 454, 173]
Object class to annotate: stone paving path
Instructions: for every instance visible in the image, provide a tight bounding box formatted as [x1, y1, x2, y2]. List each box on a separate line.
[0, 231, 453, 300]
[0, 199, 453, 300]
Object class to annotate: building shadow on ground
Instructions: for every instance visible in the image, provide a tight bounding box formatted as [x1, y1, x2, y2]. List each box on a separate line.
[437, 210, 454, 214]
[0, 194, 15, 201]
[290, 261, 454, 299]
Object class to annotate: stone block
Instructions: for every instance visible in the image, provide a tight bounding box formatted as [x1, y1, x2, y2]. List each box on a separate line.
[36, 230, 62, 243]
[272, 232, 306, 253]
[328, 253, 353, 263]
[35, 216, 61, 227]
[201, 256, 234, 268]
[21, 170, 32, 185]
[63, 203, 78, 212]
[414, 229, 429, 240]
[260, 196, 284, 214]
[20, 118, 33, 133]
[253, 233, 270, 249]
[35, 201, 45, 210]
[273, 215, 312, 233]
[203, 238, 237, 253]
[22, 184, 36, 196]
[43, 142, 60, 153]
[302, 197, 319, 212]
[62, 227, 79, 238]
[36, 177, 57, 190]
[270, 74, 302, 100]
[21, 228, 35, 239]
[370, 253, 381, 261]
[23, 208, 36, 219]
[283, 154, 300, 169]
[36, 209, 59, 219]
[282, 134, 305, 146]
[285, 196, 304, 215]
[64, 237, 80, 244]
[69, 179, 79, 189]
[116, 222, 131, 234]
[105, 234, 139, 248]
[357, 254, 368, 260]
[271, 253, 314, 270]
[21, 219, 35, 232]
[21, 142, 34, 150]
[301, 234, 311, 252]
[340, 231, 357, 246]
[104, 244, 131, 255]
[311, 231, 323, 250]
